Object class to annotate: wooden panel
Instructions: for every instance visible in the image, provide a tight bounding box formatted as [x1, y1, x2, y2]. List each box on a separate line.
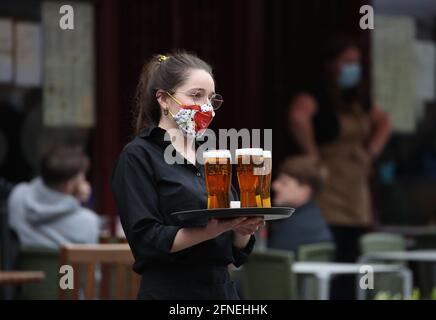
[61, 244, 134, 264]
[130, 273, 141, 299]
[84, 263, 96, 299]
[99, 263, 111, 300]
[0, 271, 45, 284]
[59, 244, 136, 299]
[72, 263, 80, 300]
[115, 264, 126, 300]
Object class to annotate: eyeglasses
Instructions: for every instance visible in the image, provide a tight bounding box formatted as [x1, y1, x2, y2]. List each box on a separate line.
[166, 90, 224, 111]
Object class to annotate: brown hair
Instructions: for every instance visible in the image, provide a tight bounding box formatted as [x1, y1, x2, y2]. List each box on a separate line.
[278, 155, 327, 194]
[40, 145, 89, 187]
[133, 50, 213, 135]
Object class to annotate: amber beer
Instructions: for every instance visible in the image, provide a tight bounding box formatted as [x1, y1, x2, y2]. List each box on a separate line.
[259, 151, 272, 207]
[203, 150, 232, 209]
[236, 148, 264, 207]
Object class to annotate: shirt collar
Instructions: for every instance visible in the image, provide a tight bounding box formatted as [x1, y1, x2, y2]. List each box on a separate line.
[139, 125, 163, 138]
[139, 126, 205, 153]
[139, 126, 170, 148]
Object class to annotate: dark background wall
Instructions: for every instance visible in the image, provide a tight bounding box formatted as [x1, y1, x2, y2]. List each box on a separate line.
[94, 0, 370, 225]
[0, 0, 371, 229]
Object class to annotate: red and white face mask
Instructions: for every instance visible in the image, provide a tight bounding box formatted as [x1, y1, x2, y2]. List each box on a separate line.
[168, 100, 215, 139]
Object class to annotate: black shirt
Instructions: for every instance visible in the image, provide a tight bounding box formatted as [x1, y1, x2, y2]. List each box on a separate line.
[111, 126, 255, 298]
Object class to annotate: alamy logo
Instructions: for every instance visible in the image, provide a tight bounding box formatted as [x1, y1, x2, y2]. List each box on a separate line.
[59, 5, 74, 30]
[59, 265, 74, 290]
[359, 265, 374, 290]
[162, 128, 273, 165]
[359, 5, 374, 30]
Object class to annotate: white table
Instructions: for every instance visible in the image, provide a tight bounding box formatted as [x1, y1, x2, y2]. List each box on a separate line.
[359, 250, 436, 263]
[359, 250, 436, 294]
[378, 226, 436, 237]
[292, 262, 412, 300]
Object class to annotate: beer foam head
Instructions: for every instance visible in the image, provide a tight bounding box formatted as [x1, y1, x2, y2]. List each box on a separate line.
[203, 149, 231, 159]
[263, 150, 272, 158]
[235, 148, 263, 157]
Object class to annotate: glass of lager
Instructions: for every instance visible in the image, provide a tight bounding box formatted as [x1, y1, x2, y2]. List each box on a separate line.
[203, 150, 232, 209]
[259, 150, 272, 207]
[235, 148, 264, 207]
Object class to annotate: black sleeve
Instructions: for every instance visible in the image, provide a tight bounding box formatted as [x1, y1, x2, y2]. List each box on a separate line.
[232, 234, 256, 268]
[111, 145, 183, 265]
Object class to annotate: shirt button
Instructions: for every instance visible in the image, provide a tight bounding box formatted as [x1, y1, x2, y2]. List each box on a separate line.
[196, 172, 201, 177]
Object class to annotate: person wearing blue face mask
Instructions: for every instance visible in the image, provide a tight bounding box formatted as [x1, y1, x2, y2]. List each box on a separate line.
[338, 62, 362, 89]
[287, 35, 391, 299]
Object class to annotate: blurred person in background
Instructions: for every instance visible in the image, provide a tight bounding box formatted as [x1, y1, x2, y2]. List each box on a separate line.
[288, 35, 391, 298]
[8, 145, 101, 249]
[268, 155, 332, 252]
[0, 178, 14, 201]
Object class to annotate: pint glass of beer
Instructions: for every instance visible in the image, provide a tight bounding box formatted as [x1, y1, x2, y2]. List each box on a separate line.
[203, 150, 232, 209]
[259, 150, 272, 207]
[235, 148, 264, 207]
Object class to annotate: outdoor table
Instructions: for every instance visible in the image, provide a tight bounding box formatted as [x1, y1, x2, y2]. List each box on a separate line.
[377, 226, 436, 237]
[359, 250, 436, 263]
[292, 262, 412, 300]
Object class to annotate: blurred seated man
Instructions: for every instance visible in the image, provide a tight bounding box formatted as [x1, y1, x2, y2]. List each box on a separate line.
[8, 145, 101, 249]
[268, 155, 333, 252]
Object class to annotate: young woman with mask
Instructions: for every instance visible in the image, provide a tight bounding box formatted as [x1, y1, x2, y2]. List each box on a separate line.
[111, 51, 264, 300]
[288, 36, 391, 297]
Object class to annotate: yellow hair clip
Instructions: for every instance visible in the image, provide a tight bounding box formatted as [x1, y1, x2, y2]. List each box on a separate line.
[158, 55, 169, 62]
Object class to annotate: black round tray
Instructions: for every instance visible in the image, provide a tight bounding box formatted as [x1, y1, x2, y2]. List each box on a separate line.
[171, 207, 295, 222]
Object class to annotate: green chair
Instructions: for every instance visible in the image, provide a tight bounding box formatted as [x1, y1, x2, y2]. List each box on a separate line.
[16, 247, 60, 299]
[360, 233, 406, 254]
[297, 242, 336, 299]
[297, 242, 336, 262]
[413, 234, 436, 299]
[359, 233, 406, 299]
[239, 249, 297, 300]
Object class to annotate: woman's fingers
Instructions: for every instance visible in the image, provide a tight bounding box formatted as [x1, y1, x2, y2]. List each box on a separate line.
[234, 222, 262, 233]
[236, 217, 264, 227]
[243, 217, 264, 224]
[234, 227, 254, 234]
[208, 217, 264, 237]
[220, 217, 247, 230]
[238, 224, 260, 231]
[233, 229, 252, 236]
[233, 225, 259, 235]
[206, 217, 247, 238]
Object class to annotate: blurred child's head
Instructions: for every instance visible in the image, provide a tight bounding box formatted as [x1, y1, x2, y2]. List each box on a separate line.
[272, 155, 326, 207]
